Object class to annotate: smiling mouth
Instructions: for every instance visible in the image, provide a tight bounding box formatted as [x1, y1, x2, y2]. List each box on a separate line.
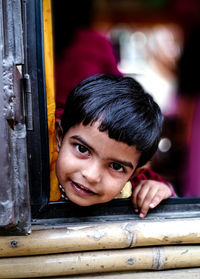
[71, 181, 97, 195]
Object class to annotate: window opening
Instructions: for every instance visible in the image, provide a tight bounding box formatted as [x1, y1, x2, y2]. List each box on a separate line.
[35, 0, 200, 221]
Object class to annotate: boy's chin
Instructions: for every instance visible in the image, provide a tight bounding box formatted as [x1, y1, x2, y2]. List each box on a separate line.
[68, 196, 108, 207]
[68, 196, 97, 207]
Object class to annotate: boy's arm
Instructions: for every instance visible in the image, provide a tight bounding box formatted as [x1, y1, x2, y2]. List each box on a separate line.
[131, 167, 176, 218]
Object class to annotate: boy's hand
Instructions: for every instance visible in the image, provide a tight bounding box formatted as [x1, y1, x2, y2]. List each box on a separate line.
[132, 180, 171, 218]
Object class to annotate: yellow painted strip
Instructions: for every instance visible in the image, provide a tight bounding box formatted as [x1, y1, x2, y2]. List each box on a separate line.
[42, 0, 60, 201]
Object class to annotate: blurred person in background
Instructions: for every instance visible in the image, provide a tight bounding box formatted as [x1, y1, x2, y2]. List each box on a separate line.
[52, 0, 121, 120]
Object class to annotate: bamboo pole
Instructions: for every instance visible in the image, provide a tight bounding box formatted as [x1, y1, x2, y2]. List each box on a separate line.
[0, 246, 200, 278]
[1, 218, 200, 257]
[44, 268, 200, 279]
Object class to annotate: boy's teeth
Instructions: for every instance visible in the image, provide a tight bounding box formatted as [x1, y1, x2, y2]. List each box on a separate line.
[77, 183, 93, 193]
[73, 181, 95, 193]
[76, 183, 88, 191]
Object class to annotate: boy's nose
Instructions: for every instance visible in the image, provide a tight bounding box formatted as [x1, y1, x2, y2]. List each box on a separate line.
[81, 162, 101, 184]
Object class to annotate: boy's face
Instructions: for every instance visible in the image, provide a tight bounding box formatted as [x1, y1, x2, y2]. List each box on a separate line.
[55, 121, 141, 206]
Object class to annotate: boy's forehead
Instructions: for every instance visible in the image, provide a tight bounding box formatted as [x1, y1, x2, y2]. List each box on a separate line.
[64, 122, 141, 166]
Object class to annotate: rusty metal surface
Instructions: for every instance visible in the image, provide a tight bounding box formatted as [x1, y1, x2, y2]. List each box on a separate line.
[0, 0, 31, 235]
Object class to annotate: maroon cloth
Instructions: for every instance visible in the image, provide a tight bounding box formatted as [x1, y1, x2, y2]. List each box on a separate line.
[55, 28, 121, 119]
[131, 167, 176, 196]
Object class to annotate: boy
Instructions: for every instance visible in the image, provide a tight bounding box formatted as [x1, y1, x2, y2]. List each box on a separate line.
[55, 74, 175, 218]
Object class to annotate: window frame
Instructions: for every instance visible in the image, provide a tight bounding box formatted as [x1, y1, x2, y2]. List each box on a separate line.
[25, 0, 50, 212]
[28, 0, 200, 224]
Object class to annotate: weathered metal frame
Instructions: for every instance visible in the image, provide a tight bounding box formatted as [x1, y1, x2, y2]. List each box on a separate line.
[0, 0, 31, 235]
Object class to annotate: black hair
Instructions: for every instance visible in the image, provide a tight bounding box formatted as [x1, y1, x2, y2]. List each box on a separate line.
[61, 74, 163, 167]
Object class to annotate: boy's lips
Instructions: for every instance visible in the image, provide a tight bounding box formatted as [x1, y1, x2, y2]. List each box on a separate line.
[71, 180, 98, 195]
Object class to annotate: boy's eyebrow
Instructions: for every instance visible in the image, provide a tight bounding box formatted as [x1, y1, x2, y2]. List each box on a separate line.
[70, 135, 134, 170]
[70, 135, 95, 151]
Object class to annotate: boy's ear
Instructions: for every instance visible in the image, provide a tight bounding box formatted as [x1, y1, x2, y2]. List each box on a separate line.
[129, 167, 139, 180]
[55, 119, 63, 152]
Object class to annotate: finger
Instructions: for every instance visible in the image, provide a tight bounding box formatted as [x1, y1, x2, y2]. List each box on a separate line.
[133, 181, 150, 212]
[139, 187, 158, 218]
[149, 187, 171, 208]
[132, 183, 143, 212]
[140, 185, 171, 218]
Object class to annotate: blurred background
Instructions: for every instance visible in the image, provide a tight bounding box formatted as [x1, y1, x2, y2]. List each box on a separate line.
[52, 0, 200, 197]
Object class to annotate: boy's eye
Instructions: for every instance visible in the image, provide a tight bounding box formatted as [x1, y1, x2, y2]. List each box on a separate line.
[110, 162, 125, 172]
[75, 144, 89, 155]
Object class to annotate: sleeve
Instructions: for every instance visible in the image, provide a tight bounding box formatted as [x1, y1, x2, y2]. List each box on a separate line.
[131, 167, 176, 197]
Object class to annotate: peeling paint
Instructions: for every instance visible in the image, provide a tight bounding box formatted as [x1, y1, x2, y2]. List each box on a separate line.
[2, 57, 15, 120]
[87, 229, 107, 241]
[127, 258, 135, 265]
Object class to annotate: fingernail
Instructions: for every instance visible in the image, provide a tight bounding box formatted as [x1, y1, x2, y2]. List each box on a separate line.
[150, 203, 155, 208]
[139, 213, 144, 218]
[134, 209, 139, 213]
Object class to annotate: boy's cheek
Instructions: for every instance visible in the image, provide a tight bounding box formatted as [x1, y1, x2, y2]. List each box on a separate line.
[55, 154, 69, 179]
[55, 157, 62, 180]
[104, 180, 128, 199]
[56, 152, 80, 175]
